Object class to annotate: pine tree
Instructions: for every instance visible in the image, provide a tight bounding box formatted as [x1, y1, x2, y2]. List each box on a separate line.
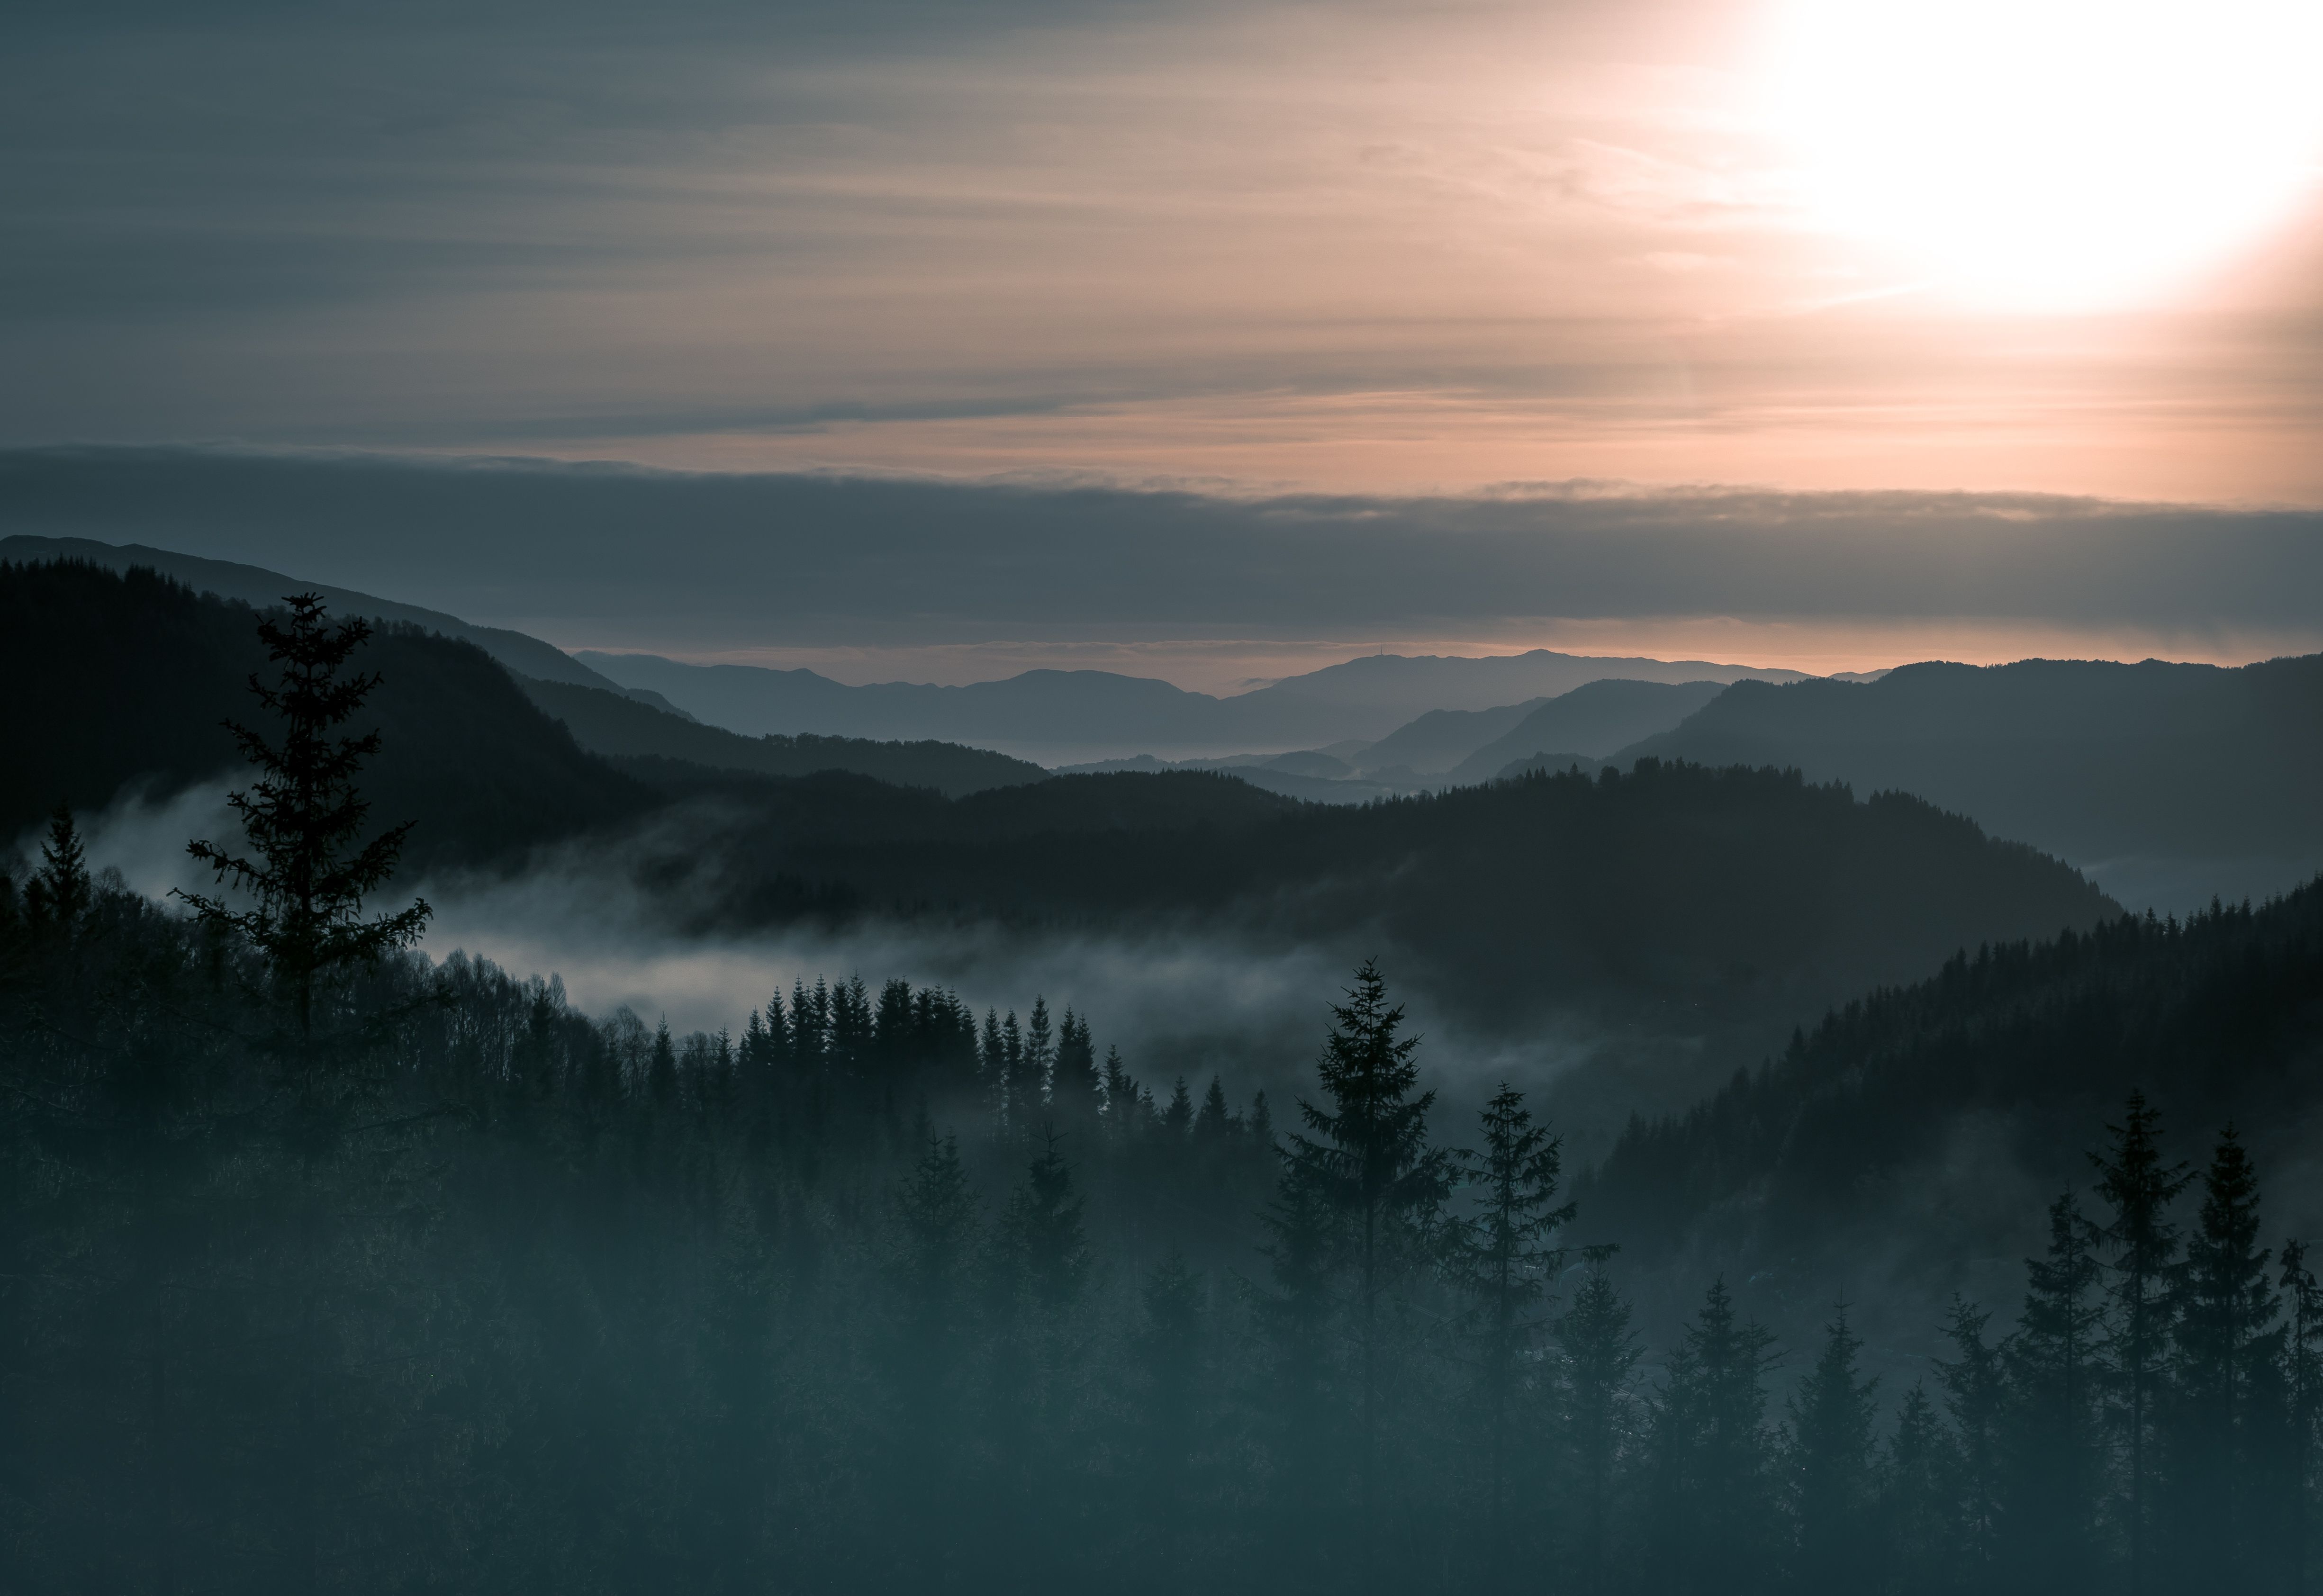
[2170, 1127, 2282, 1582]
[2280, 1239, 2323, 1595]
[1786, 1306, 1879, 1592]
[1934, 1298, 2005, 1578]
[1880, 1383, 1957, 1596]
[1555, 1245, 1640, 1596]
[1052, 1010, 1102, 1127]
[1648, 1279, 1778, 1595]
[1446, 1083, 1573, 1567]
[1281, 959, 1452, 1547]
[23, 803, 91, 938]
[1162, 1076, 1194, 1140]
[1193, 1075, 1236, 1145]
[1101, 1046, 1143, 1140]
[179, 595, 430, 1062]
[2006, 1191, 2108, 1587]
[2093, 1091, 2192, 1591]
[1003, 1130, 1090, 1315]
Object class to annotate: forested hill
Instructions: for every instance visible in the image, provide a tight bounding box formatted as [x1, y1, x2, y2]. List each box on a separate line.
[0, 562, 1048, 860]
[1582, 877, 2323, 1315]
[0, 560, 653, 868]
[1618, 655, 2323, 881]
[515, 675, 1045, 797]
[639, 758, 2117, 1028]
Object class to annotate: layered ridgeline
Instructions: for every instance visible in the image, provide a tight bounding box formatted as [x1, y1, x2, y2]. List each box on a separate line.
[579, 645, 1804, 762]
[1620, 657, 2323, 907]
[4, 561, 2122, 1095]
[632, 758, 2115, 1038]
[0, 561, 1042, 860]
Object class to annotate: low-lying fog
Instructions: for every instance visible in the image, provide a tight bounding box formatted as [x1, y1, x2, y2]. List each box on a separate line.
[40, 782, 1609, 1129]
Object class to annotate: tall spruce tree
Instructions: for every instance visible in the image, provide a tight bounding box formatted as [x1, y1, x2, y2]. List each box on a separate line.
[1880, 1383, 1958, 1596]
[2092, 1091, 2192, 1592]
[180, 595, 430, 1065]
[2007, 1191, 2109, 1586]
[1648, 1279, 1779, 1596]
[175, 595, 429, 1596]
[2281, 1239, 2323, 1596]
[1555, 1245, 1640, 1596]
[1281, 959, 1452, 1556]
[1446, 1082, 1573, 1568]
[1934, 1298, 2006, 1578]
[2170, 1127, 2282, 1583]
[23, 804, 91, 939]
[1786, 1306, 1879, 1593]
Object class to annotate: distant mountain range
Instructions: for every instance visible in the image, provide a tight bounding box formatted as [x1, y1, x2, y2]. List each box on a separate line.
[1620, 657, 2323, 909]
[515, 676, 1043, 798]
[576, 648, 1806, 764]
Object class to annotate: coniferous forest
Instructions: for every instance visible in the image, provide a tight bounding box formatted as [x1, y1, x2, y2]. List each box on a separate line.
[6, 591, 2323, 1596]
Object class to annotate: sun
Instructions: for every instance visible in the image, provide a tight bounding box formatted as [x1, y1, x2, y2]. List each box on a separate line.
[1759, 0, 2323, 308]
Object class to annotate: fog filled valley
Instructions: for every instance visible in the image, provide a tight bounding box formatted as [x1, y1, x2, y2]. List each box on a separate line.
[6, 550, 2323, 1595]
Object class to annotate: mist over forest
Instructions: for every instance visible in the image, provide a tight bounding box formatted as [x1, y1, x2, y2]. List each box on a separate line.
[4, 542, 2321, 1596]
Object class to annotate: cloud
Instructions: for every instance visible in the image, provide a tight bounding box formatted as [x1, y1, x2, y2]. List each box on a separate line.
[3, 447, 2318, 667]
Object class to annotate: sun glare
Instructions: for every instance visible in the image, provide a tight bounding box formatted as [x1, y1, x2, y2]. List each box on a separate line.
[1762, 0, 2323, 308]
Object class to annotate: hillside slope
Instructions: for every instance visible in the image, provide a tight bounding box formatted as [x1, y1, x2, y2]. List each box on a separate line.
[515, 676, 1045, 797]
[0, 533, 619, 691]
[1579, 877, 2323, 1342]
[1451, 678, 1727, 779]
[1619, 656, 2323, 904]
[0, 560, 651, 868]
[640, 758, 2119, 1031]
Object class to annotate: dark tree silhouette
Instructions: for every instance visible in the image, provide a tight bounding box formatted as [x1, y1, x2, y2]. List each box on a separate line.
[2093, 1091, 2193, 1593]
[1282, 958, 1452, 1557]
[179, 595, 430, 1054]
[1446, 1082, 1572, 1565]
[1555, 1244, 1640, 1596]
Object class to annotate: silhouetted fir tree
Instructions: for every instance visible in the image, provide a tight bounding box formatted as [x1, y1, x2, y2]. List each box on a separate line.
[982, 1006, 1008, 1118]
[2281, 1239, 2323, 1596]
[1934, 1298, 2006, 1579]
[1004, 1129, 1091, 1316]
[1024, 996, 1055, 1105]
[2006, 1191, 2109, 1587]
[1787, 1306, 1879, 1593]
[1163, 1076, 1194, 1141]
[1255, 1150, 1347, 1587]
[1554, 1245, 1640, 1596]
[1446, 1082, 1572, 1569]
[1247, 1088, 1274, 1151]
[1101, 1045, 1143, 1140]
[1282, 959, 1452, 1567]
[22, 804, 91, 939]
[2169, 1127, 2283, 1584]
[1880, 1382, 1958, 1596]
[647, 1019, 678, 1109]
[2093, 1091, 2192, 1591]
[1194, 1075, 1236, 1145]
[1649, 1278, 1778, 1596]
[180, 595, 430, 1061]
[174, 595, 431, 1596]
[985, 1131, 1092, 1585]
[1052, 1009, 1102, 1128]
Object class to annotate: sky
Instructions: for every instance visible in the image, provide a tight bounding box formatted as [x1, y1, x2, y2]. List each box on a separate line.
[6, 0, 2323, 682]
